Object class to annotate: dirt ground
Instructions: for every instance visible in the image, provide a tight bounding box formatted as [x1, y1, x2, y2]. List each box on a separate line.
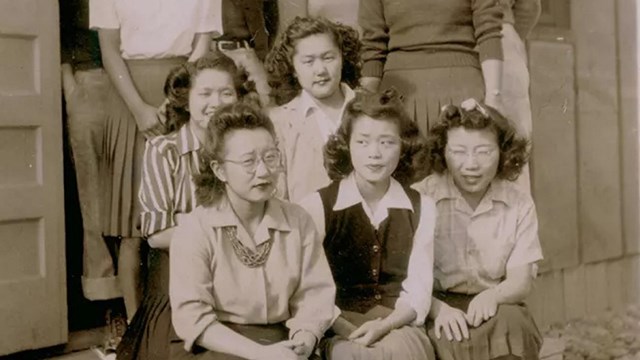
[543, 305, 640, 360]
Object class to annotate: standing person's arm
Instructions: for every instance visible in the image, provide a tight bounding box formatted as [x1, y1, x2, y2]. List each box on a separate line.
[472, 0, 505, 111]
[359, 0, 388, 92]
[512, 0, 541, 40]
[98, 29, 164, 138]
[277, 0, 307, 35]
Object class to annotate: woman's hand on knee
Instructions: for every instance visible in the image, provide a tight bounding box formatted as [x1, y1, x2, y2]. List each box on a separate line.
[348, 318, 390, 347]
[465, 289, 498, 328]
[434, 304, 469, 342]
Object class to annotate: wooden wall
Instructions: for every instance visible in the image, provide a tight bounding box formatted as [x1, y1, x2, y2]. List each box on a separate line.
[526, 0, 640, 329]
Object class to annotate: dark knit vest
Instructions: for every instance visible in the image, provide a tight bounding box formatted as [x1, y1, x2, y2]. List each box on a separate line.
[318, 181, 421, 314]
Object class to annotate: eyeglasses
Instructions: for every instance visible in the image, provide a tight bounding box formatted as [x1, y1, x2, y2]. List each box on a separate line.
[446, 147, 497, 163]
[221, 149, 282, 173]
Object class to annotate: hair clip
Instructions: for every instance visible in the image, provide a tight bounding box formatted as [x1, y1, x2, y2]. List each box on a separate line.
[460, 98, 488, 117]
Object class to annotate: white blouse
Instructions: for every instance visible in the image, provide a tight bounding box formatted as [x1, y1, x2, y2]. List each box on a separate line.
[89, 0, 222, 59]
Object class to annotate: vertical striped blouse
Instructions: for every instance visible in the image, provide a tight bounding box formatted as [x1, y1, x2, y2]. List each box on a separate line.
[139, 124, 201, 237]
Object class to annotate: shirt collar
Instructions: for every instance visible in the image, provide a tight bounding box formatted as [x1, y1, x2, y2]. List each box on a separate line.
[177, 123, 202, 155]
[333, 173, 414, 212]
[431, 172, 511, 206]
[300, 83, 355, 118]
[206, 196, 292, 233]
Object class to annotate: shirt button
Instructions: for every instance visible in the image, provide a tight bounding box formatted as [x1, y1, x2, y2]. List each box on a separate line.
[374, 293, 382, 301]
[372, 269, 378, 276]
[372, 245, 380, 253]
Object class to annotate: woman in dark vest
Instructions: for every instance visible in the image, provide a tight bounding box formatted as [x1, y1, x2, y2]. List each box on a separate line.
[299, 89, 436, 359]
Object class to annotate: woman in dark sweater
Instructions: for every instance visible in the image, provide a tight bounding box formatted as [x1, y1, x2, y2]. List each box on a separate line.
[359, 0, 504, 135]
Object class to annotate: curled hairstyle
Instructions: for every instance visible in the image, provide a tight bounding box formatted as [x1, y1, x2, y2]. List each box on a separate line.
[193, 101, 276, 206]
[265, 16, 361, 106]
[324, 88, 428, 186]
[163, 52, 250, 133]
[427, 104, 530, 181]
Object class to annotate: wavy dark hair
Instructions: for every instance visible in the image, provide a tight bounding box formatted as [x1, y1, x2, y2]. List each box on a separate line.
[324, 88, 428, 186]
[427, 104, 530, 181]
[193, 101, 276, 206]
[163, 52, 251, 133]
[265, 16, 361, 106]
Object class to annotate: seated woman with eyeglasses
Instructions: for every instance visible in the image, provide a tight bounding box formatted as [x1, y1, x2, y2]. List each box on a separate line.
[412, 99, 543, 360]
[169, 101, 336, 360]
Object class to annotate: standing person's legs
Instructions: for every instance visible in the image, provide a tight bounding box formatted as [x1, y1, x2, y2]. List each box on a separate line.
[63, 66, 122, 301]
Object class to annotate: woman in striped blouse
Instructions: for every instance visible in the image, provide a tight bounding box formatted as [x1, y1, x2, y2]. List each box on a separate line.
[117, 53, 249, 360]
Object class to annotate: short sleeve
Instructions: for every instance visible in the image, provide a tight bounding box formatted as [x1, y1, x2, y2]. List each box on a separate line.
[89, 0, 120, 29]
[195, 0, 223, 34]
[506, 196, 544, 269]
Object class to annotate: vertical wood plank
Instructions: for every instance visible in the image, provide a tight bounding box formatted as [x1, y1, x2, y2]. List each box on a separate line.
[584, 262, 609, 314]
[527, 273, 545, 328]
[541, 271, 565, 328]
[624, 255, 640, 304]
[617, 0, 640, 255]
[606, 258, 625, 311]
[563, 265, 587, 320]
[528, 40, 579, 271]
[572, 0, 624, 263]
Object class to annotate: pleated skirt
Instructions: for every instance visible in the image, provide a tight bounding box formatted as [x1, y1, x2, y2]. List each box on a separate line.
[101, 57, 186, 238]
[117, 248, 172, 360]
[380, 65, 485, 137]
[427, 292, 542, 360]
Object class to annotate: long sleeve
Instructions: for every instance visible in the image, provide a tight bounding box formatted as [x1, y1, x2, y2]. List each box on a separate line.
[285, 207, 337, 341]
[472, 0, 504, 62]
[138, 141, 177, 237]
[359, 0, 389, 78]
[396, 195, 436, 326]
[170, 211, 219, 351]
[512, 0, 541, 40]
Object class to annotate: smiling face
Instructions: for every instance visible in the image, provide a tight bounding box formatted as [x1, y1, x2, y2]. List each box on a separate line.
[445, 127, 500, 202]
[291, 33, 343, 100]
[349, 115, 402, 188]
[213, 128, 280, 204]
[189, 68, 238, 132]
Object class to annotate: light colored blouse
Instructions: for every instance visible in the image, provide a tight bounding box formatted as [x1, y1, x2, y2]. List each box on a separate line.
[138, 125, 201, 237]
[412, 172, 543, 294]
[89, 0, 222, 59]
[271, 84, 355, 203]
[169, 196, 337, 351]
[299, 174, 436, 325]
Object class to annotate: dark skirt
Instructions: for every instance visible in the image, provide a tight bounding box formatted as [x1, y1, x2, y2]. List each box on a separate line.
[117, 248, 172, 360]
[101, 57, 186, 238]
[426, 292, 542, 360]
[169, 322, 290, 360]
[380, 66, 485, 136]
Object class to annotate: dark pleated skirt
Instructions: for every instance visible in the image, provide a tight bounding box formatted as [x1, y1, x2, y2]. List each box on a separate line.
[380, 66, 485, 136]
[101, 57, 186, 238]
[117, 248, 172, 360]
[169, 322, 290, 360]
[426, 291, 542, 360]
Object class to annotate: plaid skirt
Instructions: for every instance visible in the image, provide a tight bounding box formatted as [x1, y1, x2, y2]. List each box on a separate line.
[427, 291, 542, 360]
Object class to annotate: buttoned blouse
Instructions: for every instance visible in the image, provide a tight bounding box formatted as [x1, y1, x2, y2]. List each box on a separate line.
[299, 174, 436, 325]
[138, 124, 201, 237]
[271, 84, 355, 203]
[169, 197, 337, 351]
[89, 0, 222, 59]
[412, 172, 543, 294]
